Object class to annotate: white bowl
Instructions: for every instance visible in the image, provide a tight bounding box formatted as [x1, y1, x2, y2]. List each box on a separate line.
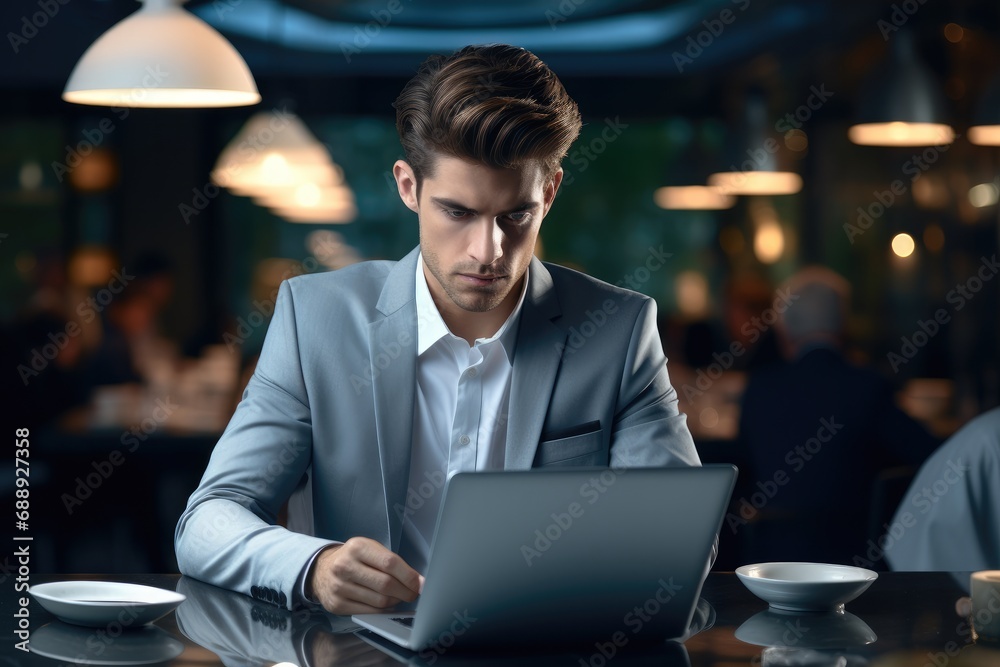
[736, 563, 878, 612]
[30, 581, 185, 628]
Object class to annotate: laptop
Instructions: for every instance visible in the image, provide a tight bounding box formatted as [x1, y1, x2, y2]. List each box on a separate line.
[352, 465, 736, 652]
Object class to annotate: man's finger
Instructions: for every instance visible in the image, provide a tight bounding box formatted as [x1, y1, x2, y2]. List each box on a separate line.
[351, 560, 420, 603]
[332, 578, 407, 611]
[354, 542, 422, 599]
[324, 595, 388, 616]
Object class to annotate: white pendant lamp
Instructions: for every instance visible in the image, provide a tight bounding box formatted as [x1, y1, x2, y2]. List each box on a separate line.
[655, 123, 738, 209]
[214, 110, 357, 223]
[63, 0, 259, 108]
[848, 31, 953, 147]
[654, 186, 735, 210]
[212, 112, 338, 195]
[262, 183, 357, 224]
[709, 91, 802, 196]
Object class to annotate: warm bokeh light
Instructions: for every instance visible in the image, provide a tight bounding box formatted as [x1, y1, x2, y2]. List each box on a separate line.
[708, 171, 802, 196]
[924, 224, 945, 253]
[294, 182, 323, 208]
[912, 176, 949, 209]
[675, 270, 710, 318]
[969, 125, 1000, 145]
[261, 153, 290, 180]
[19, 161, 43, 190]
[254, 181, 356, 223]
[212, 112, 344, 197]
[968, 183, 999, 208]
[68, 148, 119, 193]
[783, 129, 809, 152]
[891, 233, 916, 258]
[653, 185, 736, 210]
[753, 221, 785, 264]
[944, 23, 964, 43]
[64, 88, 260, 108]
[271, 205, 357, 223]
[848, 122, 955, 146]
[69, 246, 116, 286]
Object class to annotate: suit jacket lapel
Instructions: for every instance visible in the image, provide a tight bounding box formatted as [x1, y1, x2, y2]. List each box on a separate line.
[370, 247, 420, 551]
[505, 257, 566, 469]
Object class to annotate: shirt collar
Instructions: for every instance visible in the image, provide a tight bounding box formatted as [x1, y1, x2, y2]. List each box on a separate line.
[415, 253, 528, 358]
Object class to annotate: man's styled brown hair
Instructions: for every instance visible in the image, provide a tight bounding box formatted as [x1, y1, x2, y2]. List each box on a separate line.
[394, 44, 582, 187]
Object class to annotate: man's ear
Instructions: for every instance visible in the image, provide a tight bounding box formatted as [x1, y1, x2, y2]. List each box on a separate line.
[543, 168, 564, 216]
[393, 160, 420, 213]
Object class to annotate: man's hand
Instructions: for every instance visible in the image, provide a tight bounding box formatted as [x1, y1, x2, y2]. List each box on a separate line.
[306, 537, 424, 615]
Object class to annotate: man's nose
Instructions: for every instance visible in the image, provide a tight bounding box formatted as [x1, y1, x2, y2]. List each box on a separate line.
[469, 218, 503, 266]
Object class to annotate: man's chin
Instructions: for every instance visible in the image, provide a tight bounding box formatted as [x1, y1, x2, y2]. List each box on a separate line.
[448, 288, 509, 314]
[454, 297, 507, 314]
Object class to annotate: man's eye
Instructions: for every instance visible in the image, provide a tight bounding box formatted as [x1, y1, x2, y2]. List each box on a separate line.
[506, 212, 531, 224]
[443, 209, 470, 219]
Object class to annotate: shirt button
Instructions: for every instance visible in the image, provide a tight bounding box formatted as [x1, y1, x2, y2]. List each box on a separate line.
[459, 435, 470, 445]
[466, 367, 478, 378]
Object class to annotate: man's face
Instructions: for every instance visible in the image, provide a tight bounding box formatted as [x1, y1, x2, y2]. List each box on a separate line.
[394, 155, 562, 318]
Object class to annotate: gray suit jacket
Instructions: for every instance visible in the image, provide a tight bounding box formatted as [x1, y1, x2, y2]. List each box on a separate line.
[175, 247, 699, 609]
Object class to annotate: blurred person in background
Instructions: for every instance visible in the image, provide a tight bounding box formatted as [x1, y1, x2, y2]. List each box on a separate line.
[737, 266, 939, 567]
[884, 406, 1000, 571]
[723, 271, 783, 372]
[3, 249, 91, 431]
[83, 253, 176, 387]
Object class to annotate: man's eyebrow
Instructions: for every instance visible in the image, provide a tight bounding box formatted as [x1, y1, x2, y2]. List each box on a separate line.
[430, 197, 540, 213]
[505, 201, 541, 212]
[430, 197, 474, 212]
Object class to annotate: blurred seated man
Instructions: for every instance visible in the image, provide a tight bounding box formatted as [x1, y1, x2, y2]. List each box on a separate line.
[83, 253, 176, 387]
[737, 267, 938, 567]
[884, 407, 1000, 571]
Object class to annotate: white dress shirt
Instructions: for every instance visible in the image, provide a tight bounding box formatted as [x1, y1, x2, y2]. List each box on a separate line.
[299, 254, 527, 600]
[398, 254, 527, 574]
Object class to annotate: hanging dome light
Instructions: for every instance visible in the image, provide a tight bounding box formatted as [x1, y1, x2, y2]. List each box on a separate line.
[708, 90, 802, 196]
[63, 0, 259, 108]
[212, 111, 339, 196]
[848, 31, 954, 147]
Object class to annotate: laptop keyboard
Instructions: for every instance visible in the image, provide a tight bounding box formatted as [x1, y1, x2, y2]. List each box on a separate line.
[391, 616, 415, 627]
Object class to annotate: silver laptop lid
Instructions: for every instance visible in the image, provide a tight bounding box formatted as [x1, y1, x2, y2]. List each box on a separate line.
[408, 465, 736, 649]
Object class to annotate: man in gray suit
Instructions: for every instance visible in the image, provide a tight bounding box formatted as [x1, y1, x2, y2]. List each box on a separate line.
[175, 44, 700, 616]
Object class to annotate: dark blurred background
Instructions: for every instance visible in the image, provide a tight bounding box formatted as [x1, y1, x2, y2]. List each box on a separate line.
[1, 0, 998, 573]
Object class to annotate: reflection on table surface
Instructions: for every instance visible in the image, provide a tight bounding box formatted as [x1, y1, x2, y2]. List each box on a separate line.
[13, 572, 1000, 666]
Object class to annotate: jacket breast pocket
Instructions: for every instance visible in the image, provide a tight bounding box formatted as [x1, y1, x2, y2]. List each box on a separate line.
[534, 421, 606, 467]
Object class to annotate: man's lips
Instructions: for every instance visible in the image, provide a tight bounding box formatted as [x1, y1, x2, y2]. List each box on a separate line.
[457, 273, 506, 284]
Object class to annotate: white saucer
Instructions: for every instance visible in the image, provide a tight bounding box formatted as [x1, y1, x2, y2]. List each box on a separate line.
[736, 563, 878, 612]
[30, 581, 186, 628]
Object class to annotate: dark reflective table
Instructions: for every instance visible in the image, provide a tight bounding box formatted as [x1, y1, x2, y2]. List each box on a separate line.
[7, 572, 1000, 666]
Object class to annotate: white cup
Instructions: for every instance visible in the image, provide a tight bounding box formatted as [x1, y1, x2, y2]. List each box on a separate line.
[971, 570, 1000, 643]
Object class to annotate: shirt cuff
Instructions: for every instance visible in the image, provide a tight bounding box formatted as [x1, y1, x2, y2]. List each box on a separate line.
[296, 542, 343, 606]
